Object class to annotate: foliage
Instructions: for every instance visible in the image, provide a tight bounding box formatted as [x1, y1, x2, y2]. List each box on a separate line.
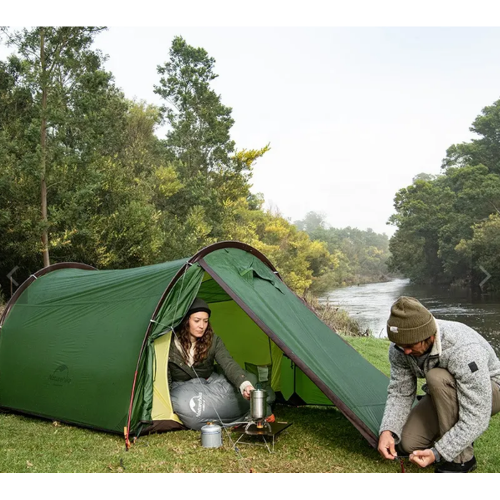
[388, 178, 455, 283]
[389, 97, 500, 291]
[294, 212, 392, 292]
[154, 36, 261, 242]
[0, 27, 113, 267]
[442, 98, 500, 175]
[389, 163, 500, 289]
[455, 214, 500, 291]
[0, 31, 360, 301]
[303, 293, 368, 337]
[249, 210, 334, 295]
[0, 27, 153, 284]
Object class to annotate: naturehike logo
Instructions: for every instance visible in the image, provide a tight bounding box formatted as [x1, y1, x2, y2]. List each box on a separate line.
[49, 364, 71, 385]
[189, 392, 205, 417]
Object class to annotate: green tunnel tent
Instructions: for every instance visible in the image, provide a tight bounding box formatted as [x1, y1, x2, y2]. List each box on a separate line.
[0, 241, 389, 448]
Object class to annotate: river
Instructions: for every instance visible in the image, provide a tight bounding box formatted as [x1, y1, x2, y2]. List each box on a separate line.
[321, 278, 500, 356]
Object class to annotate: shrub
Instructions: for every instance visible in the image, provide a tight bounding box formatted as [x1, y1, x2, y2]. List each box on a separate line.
[302, 293, 370, 337]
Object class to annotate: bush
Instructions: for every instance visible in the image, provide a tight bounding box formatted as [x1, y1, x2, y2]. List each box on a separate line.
[302, 293, 370, 337]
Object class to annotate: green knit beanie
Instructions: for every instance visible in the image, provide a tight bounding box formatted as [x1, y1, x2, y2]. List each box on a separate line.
[387, 296, 436, 345]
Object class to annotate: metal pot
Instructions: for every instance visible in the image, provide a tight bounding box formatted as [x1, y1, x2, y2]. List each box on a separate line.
[250, 388, 268, 420]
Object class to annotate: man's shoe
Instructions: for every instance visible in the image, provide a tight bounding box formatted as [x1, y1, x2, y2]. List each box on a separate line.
[435, 456, 477, 473]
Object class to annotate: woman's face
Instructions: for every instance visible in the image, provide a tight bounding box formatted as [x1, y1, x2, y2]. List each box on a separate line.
[188, 311, 209, 339]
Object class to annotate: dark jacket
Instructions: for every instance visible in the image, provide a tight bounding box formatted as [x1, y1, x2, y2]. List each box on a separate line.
[168, 333, 247, 389]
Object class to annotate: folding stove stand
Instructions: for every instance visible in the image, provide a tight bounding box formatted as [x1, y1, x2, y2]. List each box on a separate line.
[232, 422, 292, 453]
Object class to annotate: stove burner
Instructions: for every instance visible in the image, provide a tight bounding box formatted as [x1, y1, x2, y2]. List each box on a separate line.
[244, 418, 272, 434]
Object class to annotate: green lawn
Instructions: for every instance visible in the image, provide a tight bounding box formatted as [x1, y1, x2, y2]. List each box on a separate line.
[0, 335, 498, 473]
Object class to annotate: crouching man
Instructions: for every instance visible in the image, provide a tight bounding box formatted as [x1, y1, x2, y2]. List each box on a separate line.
[378, 296, 500, 473]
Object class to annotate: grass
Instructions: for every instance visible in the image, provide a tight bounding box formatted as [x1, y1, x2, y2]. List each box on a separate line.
[0, 335, 499, 473]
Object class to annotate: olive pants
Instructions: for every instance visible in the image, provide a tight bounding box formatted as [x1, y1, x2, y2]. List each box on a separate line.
[400, 368, 500, 463]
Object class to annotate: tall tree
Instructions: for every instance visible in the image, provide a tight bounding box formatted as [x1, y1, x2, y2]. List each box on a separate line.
[0, 27, 108, 267]
[154, 36, 235, 176]
[388, 178, 455, 283]
[154, 36, 269, 246]
[0, 56, 39, 285]
[389, 96, 500, 290]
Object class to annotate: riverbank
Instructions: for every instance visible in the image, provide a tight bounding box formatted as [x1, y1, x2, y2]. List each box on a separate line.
[304, 294, 369, 336]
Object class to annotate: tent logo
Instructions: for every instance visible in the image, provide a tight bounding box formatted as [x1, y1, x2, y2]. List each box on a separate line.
[49, 364, 72, 385]
[189, 392, 205, 417]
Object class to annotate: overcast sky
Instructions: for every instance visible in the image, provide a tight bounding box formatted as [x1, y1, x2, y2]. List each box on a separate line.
[3, 6, 500, 237]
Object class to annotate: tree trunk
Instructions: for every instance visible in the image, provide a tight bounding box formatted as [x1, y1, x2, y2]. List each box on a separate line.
[41, 176, 49, 267]
[40, 28, 50, 268]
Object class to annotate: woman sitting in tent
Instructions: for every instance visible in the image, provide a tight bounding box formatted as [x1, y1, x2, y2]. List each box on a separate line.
[168, 298, 255, 429]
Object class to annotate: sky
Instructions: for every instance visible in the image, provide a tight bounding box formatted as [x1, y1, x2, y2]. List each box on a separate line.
[3, 4, 500, 239]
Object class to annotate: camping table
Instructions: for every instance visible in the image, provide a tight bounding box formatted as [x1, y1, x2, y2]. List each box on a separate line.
[231, 422, 292, 453]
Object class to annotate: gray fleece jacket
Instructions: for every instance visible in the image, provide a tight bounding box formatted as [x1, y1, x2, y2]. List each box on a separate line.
[380, 319, 500, 462]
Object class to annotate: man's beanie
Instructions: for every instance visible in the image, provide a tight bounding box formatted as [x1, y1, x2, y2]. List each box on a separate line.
[188, 297, 211, 317]
[387, 296, 436, 345]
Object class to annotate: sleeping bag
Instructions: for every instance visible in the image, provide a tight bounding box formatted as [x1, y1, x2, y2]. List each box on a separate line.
[170, 372, 257, 430]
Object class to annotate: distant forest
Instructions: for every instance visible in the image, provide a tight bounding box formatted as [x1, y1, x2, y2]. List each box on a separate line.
[388, 99, 500, 293]
[3, 28, 496, 303]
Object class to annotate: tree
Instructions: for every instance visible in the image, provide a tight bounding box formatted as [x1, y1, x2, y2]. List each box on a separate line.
[0, 27, 110, 267]
[154, 36, 269, 249]
[413, 172, 438, 183]
[389, 169, 500, 285]
[0, 56, 40, 286]
[388, 178, 455, 283]
[455, 214, 500, 291]
[248, 210, 335, 295]
[154, 36, 236, 175]
[0, 29, 178, 290]
[294, 212, 392, 288]
[293, 211, 328, 233]
[442, 98, 500, 175]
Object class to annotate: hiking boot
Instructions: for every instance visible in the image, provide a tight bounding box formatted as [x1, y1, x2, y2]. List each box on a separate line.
[435, 456, 477, 473]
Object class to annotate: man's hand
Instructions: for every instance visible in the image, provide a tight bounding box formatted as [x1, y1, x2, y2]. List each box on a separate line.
[378, 430, 397, 460]
[409, 449, 435, 468]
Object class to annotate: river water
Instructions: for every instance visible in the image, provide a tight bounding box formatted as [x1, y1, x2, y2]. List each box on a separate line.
[321, 278, 500, 356]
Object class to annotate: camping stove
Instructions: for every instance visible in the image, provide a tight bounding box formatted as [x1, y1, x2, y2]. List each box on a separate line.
[244, 388, 272, 433]
[233, 387, 292, 453]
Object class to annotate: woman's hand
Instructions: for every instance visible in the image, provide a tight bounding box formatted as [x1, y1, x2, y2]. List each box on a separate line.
[242, 385, 255, 400]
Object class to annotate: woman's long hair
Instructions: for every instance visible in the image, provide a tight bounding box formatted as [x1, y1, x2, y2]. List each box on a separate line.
[177, 314, 214, 365]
